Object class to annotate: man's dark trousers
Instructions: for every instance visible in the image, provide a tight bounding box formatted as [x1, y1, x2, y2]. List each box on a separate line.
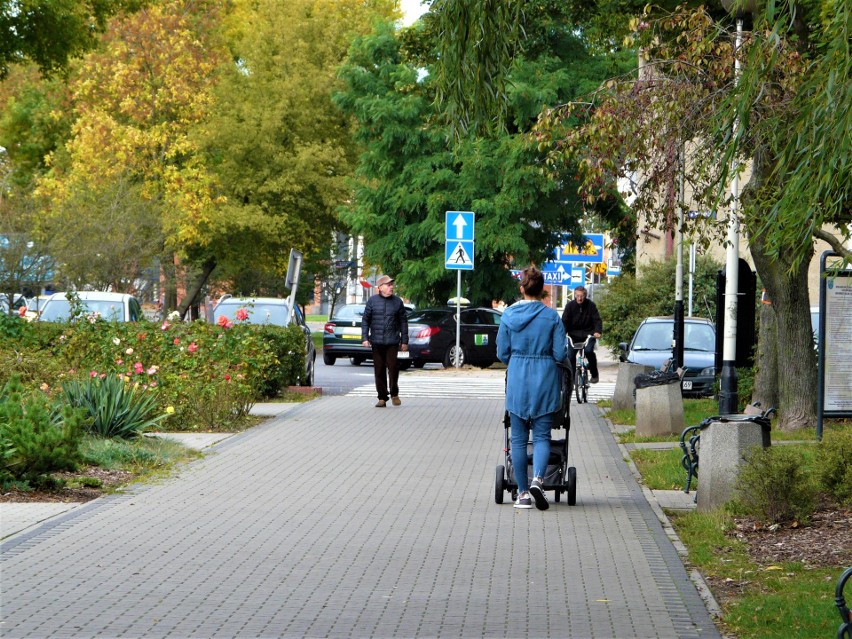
[372, 344, 399, 400]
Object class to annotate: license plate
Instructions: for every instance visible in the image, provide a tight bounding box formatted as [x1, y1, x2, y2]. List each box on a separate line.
[682, 380, 693, 390]
[398, 351, 409, 359]
[342, 334, 360, 340]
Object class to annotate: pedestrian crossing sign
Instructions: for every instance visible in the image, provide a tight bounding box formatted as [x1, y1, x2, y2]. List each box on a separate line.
[446, 241, 474, 270]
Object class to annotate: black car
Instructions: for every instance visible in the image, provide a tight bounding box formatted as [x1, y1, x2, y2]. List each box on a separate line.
[322, 303, 371, 366]
[407, 307, 502, 368]
[322, 302, 417, 368]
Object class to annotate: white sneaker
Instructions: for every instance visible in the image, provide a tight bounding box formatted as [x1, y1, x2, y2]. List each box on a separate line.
[514, 493, 533, 509]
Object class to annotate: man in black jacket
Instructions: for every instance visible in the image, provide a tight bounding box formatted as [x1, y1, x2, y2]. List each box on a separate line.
[362, 275, 409, 407]
[561, 285, 603, 383]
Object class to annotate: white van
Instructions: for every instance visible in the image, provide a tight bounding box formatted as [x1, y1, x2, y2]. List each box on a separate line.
[38, 292, 143, 322]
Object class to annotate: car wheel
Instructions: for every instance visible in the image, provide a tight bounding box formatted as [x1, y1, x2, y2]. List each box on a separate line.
[350, 356, 365, 366]
[302, 354, 315, 387]
[495, 465, 505, 504]
[323, 353, 336, 366]
[442, 344, 466, 368]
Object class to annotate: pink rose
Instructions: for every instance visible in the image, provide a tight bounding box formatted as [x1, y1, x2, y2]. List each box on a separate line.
[188, 342, 198, 353]
[235, 308, 249, 321]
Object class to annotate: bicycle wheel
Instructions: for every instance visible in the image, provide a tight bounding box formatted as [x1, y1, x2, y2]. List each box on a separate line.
[574, 365, 582, 403]
[581, 369, 588, 403]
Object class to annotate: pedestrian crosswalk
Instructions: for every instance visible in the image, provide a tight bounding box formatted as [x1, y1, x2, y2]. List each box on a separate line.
[346, 373, 615, 403]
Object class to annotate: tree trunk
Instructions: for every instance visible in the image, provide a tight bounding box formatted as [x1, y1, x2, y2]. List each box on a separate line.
[748, 234, 816, 431]
[178, 257, 216, 321]
[161, 251, 178, 313]
[752, 301, 778, 410]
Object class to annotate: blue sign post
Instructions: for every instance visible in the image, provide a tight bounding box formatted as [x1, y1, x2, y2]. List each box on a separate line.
[445, 211, 474, 368]
[445, 211, 475, 271]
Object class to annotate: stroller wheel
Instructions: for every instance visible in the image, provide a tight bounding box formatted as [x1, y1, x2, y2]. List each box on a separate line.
[566, 466, 577, 506]
[495, 465, 505, 504]
[555, 489, 561, 503]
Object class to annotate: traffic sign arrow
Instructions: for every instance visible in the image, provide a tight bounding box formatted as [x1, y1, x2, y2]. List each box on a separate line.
[451, 213, 468, 239]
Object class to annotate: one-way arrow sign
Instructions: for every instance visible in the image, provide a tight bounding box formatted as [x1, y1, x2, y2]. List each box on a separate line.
[445, 211, 474, 270]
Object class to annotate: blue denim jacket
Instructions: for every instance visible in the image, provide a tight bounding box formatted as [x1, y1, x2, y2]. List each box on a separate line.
[497, 300, 567, 419]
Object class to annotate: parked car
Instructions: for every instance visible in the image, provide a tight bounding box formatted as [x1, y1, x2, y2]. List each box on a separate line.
[618, 316, 717, 396]
[38, 292, 143, 323]
[322, 303, 419, 368]
[212, 295, 316, 386]
[407, 306, 502, 368]
[23, 294, 52, 321]
[322, 303, 370, 366]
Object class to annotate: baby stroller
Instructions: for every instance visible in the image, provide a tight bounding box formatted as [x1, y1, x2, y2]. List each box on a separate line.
[495, 361, 577, 505]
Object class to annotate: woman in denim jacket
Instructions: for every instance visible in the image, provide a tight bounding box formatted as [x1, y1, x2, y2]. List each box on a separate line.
[497, 266, 567, 510]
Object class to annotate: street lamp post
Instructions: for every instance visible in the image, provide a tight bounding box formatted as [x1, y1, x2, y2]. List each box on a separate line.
[718, 2, 753, 414]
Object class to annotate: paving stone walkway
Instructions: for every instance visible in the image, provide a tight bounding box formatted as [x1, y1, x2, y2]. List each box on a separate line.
[0, 396, 720, 638]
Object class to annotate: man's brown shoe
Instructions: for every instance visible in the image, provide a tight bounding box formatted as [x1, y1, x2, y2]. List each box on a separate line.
[391, 396, 401, 406]
[375, 400, 387, 407]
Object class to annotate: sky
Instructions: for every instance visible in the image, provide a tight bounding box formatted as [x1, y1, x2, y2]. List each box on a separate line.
[400, 0, 429, 26]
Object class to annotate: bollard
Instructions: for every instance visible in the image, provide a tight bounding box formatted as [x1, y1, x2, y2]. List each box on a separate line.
[612, 362, 653, 411]
[696, 418, 770, 512]
[635, 381, 685, 437]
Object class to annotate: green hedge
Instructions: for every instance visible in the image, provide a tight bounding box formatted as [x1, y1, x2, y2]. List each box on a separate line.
[0, 315, 307, 431]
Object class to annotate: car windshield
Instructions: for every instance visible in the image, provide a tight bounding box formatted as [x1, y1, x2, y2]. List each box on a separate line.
[633, 321, 715, 352]
[215, 302, 290, 326]
[408, 310, 451, 323]
[40, 299, 126, 322]
[332, 305, 365, 321]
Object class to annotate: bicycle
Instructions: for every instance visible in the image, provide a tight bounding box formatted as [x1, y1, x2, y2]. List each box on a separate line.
[568, 335, 594, 404]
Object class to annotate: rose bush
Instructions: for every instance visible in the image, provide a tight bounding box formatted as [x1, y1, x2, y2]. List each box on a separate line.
[0, 315, 308, 431]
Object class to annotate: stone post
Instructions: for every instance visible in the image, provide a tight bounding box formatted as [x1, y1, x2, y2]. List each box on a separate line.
[635, 382, 685, 437]
[696, 420, 769, 512]
[612, 363, 653, 411]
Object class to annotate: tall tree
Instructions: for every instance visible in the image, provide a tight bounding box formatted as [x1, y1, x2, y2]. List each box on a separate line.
[534, 1, 851, 429]
[336, 13, 634, 306]
[0, 0, 139, 78]
[198, 0, 399, 297]
[35, 0, 227, 309]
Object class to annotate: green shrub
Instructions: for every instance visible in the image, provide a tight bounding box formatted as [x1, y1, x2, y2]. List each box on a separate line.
[596, 255, 722, 355]
[62, 374, 169, 439]
[0, 347, 68, 393]
[0, 376, 85, 487]
[731, 445, 817, 523]
[814, 429, 852, 505]
[18, 318, 306, 430]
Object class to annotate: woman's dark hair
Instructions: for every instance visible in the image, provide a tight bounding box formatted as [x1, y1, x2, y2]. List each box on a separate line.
[520, 266, 545, 298]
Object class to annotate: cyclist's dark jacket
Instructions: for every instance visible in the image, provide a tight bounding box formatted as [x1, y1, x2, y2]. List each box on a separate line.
[561, 299, 603, 341]
[361, 294, 409, 346]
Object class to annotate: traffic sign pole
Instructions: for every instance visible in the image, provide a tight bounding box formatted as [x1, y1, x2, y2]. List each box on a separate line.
[445, 211, 475, 368]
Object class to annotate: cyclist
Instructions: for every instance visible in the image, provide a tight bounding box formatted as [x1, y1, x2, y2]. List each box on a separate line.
[561, 285, 603, 383]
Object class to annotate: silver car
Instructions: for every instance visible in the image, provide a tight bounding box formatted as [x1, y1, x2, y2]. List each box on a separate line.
[212, 296, 316, 386]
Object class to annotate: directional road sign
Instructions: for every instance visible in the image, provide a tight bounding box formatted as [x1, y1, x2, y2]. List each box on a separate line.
[552, 233, 605, 264]
[510, 264, 584, 285]
[446, 211, 474, 270]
